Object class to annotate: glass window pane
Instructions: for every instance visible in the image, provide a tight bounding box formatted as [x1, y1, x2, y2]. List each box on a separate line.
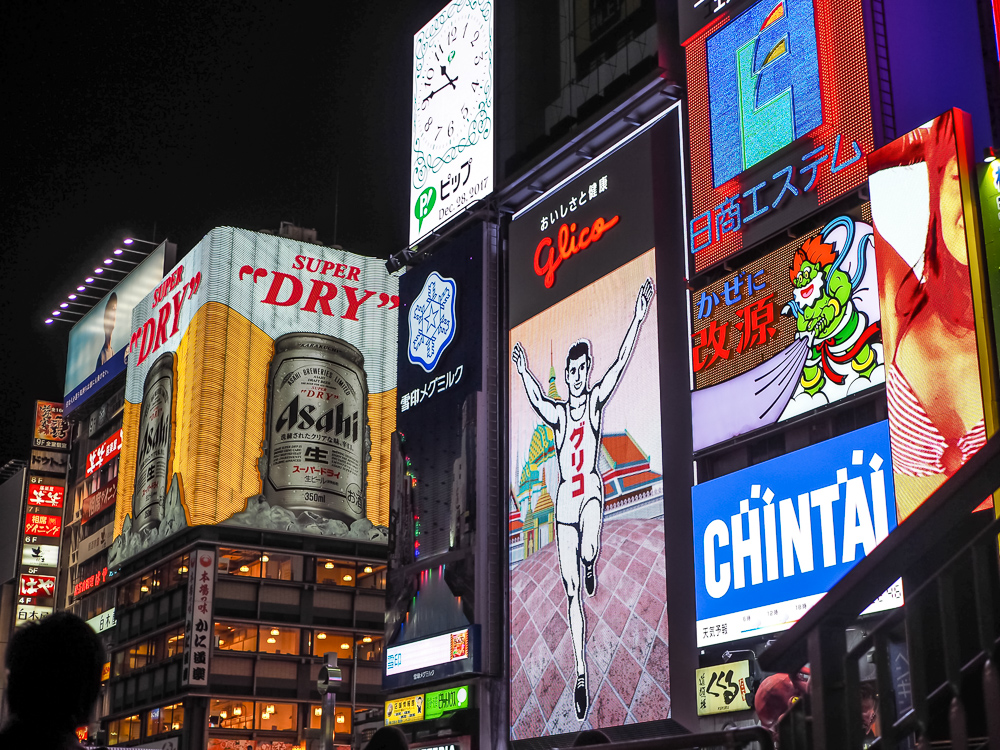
[215, 621, 258, 652]
[356, 635, 383, 662]
[255, 702, 297, 731]
[312, 630, 353, 658]
[260, 626, 299, 655]
[317, 559, 356, 586]
[210, 698, 253, 730]
[335, 705, 352, 733]
[166, 628, 185, 658]
[218, 548, 263, 577]
[262, 553, 303, 581]
[356, 562, 386, 589]
[164, 702, 184, 733]
[309, 704, 323, 729]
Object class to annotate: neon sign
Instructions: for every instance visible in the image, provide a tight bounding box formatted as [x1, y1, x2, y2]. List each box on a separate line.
[533, 215, 620, 289]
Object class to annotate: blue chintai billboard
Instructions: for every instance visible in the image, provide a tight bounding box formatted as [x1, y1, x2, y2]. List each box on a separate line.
[692, 420, 900, 646]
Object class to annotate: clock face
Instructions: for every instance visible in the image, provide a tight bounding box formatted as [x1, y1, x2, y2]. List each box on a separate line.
[409, 0, 494, 245]
[412, 2, 492, 170]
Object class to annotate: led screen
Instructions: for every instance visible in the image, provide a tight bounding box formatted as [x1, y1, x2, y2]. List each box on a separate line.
[409, 0, 494, 245]
[869, 109, 995, 521]
[691, 205, 884, 451]
[385, 225, 489, 691]
[692, 421, 900, 646]
[685, 0, 874, 273]
[111, 228, 398, 565]
[63, 244, 166, 416]
[508, 114, 681, 735]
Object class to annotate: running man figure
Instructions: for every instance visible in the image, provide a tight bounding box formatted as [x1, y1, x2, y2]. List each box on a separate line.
[511, 278, 654, 721]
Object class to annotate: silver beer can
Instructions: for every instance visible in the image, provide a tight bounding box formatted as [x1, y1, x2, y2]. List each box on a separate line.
[132, 351, 174, 534]
[261, 332, 369, 523]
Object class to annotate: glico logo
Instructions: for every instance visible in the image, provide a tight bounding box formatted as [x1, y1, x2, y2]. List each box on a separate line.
[706, 0, 822, 187]
[533, 215, 619, 289]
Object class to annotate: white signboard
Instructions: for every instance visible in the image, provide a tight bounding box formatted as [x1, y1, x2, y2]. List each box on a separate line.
[79, 522, 115, 563]
[386, 627, 470, 676]
[409, 0, 494, 245]
[22, 543, 60, 567]
[87, 607, 118, 634]
[183, 549, 215, 686]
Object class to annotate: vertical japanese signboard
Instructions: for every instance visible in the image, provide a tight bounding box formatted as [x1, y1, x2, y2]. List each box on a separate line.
[14, 402, 70, 627]
[508, 109, 683, 735]
[386, 222, 492, 691]
[684, 0, 874, 273]
[183, 549, 215, 686]
[868, 109, 997, 520]
[691, 205, 885, 451]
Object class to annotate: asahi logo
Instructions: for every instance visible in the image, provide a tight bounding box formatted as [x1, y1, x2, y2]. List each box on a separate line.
[275, 396, 359, 443]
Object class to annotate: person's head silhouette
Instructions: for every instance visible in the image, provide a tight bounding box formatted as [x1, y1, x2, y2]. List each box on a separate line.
[364, 725, 408, 750]
[1, 612, 105, 747]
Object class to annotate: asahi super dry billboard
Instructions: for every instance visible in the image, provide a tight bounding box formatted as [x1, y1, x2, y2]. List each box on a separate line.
[111, 228, 398, 564]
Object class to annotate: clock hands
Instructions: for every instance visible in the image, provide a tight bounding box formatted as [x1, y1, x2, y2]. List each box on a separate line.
[421, 65, 458, 106]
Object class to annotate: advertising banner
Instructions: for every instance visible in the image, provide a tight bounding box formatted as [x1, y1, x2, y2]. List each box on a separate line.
[691, 205, 884, 451]
[74, 566, 109, 597]
[27, 481, 65, 509]
[82, 479, 119, 524]
[385, 694, 425, 726]
[183, 549, 215, 686]
[684, 0, 874, 273]
[24, 512, 62, 538]
[78, 522, 115, 563]
[692, 421, 899, 646]
[85, 429, 123, 477]
[111, 228, 398, 566]
[425, 685, 470, 719]
[19, 573, 56, 598]
[869, 109, 997, 521]
[63, 244, 166, 416]
[508, 112, 682, 735]
[32, 401, 68, 450]
[695, 661, 753, 715]
[14, 605, 53, 624]
[409, 0, 494, 245]
[22, 543, 59, 567]
[29, 450, 68, 476]
[86, 607, 117, 634]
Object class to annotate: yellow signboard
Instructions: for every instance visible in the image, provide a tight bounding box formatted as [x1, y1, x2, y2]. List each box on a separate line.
[384, 693, 425, 726]
[696, 660, 752, 716]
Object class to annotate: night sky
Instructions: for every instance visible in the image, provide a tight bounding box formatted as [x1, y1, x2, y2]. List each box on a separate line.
[1, 1, 447, 466]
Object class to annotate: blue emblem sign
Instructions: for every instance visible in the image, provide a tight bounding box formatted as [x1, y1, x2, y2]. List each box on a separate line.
[407, 271, 457, 373]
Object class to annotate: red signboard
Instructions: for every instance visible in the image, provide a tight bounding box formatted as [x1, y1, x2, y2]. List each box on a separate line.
[86, 429, 123, 476]
[24, 513, 62, 538]
[74, 567, 109, 597]
[81, 478, 119, 524]
[19, 574, 56, 598]
[27, 482, 64, 509]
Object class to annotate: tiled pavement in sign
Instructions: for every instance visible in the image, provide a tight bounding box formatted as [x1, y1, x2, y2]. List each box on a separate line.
[509, 518, 671, 738]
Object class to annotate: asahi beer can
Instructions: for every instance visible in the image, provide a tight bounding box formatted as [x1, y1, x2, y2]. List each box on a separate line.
[132, 352, 174, 534]
[261, 333, 369, 523]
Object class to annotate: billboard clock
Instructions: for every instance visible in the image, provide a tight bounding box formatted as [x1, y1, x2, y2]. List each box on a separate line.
[410, 0, 494, 245]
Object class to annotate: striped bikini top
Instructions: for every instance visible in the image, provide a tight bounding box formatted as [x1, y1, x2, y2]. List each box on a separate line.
[886, 362, 986, 477]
